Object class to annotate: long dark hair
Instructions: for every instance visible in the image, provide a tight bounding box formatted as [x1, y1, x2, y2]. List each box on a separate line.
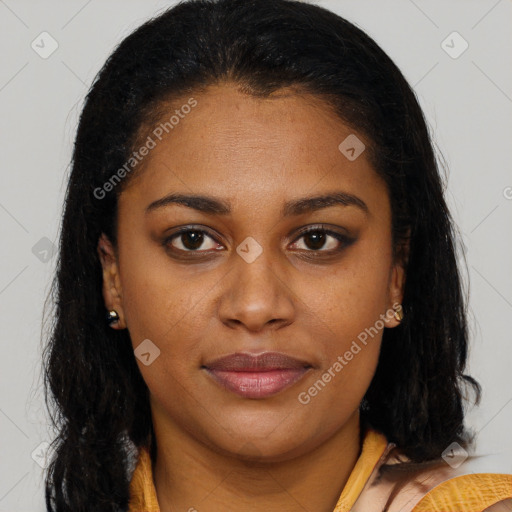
[43, 0, 481, 510]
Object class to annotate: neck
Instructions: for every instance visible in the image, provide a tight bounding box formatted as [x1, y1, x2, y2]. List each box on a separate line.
[152, 410, 362, 512]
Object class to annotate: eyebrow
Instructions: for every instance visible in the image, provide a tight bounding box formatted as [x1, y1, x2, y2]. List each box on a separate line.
[145, 191, 369, 217]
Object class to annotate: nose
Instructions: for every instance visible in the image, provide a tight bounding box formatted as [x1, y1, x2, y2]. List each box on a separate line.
[217, 247, 296, 333]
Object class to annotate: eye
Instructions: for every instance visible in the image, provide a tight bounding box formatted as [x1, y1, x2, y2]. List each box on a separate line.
[164, 227, 222, 252]
[163, 224, 354, 257]
[290, 225, 353, 253]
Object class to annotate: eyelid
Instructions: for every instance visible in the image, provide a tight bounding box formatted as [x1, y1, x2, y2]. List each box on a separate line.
[291, 223, 351, 240]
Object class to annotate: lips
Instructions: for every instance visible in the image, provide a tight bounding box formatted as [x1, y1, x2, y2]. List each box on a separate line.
[202, 352, 312, 399]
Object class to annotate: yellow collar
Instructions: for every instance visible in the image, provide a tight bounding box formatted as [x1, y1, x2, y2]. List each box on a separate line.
[128, 427, 390, 512]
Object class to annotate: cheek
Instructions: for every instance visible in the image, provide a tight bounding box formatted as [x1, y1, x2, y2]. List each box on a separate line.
[118, 252, 215, 407]
[117, 235, 203, 345]
[295, 235, 391, 408]
[342, 229, 393, 312]
[297, 319, 382, 426]
[304, 242, 393, 338]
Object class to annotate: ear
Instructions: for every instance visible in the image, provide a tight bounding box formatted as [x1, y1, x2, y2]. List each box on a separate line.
[97, 233, 126, 329]
[384, 238, 408, 329]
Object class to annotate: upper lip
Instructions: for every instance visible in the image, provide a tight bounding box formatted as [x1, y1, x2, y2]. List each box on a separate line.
[203, 352, 312, 372]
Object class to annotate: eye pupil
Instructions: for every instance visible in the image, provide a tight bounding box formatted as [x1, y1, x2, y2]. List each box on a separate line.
[182, 231, 204, 250]
[305, 231, 326, 250]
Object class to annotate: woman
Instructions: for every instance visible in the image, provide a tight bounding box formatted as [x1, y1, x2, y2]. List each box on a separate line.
[43, 0, 512, 510]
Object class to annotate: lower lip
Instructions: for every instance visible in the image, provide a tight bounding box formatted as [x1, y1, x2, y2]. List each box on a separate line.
[205, 368, 310, 399]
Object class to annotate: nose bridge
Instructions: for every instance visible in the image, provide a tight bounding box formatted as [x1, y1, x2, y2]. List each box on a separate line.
[236, 239, 277, 293]
[218, 236, 295, 331]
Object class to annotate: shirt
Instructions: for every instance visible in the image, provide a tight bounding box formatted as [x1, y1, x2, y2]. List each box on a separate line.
[128, 427, 512, 512]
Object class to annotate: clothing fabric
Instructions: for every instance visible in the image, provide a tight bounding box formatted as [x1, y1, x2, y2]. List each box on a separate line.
[128, 428, 512, 512]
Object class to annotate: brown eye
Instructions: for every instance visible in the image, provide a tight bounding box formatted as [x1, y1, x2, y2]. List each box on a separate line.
[165, 228, 221, 252]
[291, 227, 352, 253]
[302, 231, 329, 250]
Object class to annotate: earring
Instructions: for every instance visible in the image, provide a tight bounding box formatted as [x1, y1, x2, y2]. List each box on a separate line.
[393, 304, 404, 323]
[106, 309, 120, 325]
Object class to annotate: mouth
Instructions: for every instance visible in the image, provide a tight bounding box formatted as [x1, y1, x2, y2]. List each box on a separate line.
[202, 352, 312, 399]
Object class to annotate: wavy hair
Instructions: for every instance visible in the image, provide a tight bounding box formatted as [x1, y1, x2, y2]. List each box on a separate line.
[43, 0, 481, 510]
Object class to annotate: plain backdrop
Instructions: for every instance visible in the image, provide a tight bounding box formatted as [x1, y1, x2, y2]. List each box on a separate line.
[0, 0, 511, 510]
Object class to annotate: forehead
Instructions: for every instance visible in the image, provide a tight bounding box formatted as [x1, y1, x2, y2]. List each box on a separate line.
[155, 84, 363, 164]
[120, 83, 386, 214]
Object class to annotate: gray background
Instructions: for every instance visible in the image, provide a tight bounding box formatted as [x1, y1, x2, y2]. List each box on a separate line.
[0, 0, 511, 510]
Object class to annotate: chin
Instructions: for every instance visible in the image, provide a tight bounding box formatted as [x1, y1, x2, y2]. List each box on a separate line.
[206, 427, 314, 463]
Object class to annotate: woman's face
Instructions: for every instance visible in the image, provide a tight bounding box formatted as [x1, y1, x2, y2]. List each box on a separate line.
[99, 83, 405, 461]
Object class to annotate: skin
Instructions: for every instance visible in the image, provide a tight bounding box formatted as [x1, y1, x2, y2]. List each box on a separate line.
[98, 83, 406, 512]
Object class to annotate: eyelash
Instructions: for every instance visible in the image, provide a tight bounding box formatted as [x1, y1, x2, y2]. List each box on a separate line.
[163, 224, 355, 258]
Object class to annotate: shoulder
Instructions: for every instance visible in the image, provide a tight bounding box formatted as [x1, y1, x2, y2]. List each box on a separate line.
[412, 473, 512, 511]
[351, 440, 512, 512]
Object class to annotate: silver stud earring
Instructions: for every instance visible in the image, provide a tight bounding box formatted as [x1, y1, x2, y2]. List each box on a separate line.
[106, 309, 120, 325]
